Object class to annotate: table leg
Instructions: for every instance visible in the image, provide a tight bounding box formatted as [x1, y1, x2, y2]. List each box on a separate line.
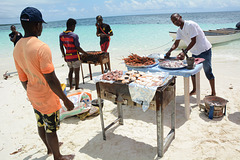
[117, 102, 123, 125]
[99, 55, 104, 74]
[80, 62, 85, 84]
[117, 95, 124, 125]
[184, 77, 190, 119]
[98, 97, 106, 140]
[88, 63, 92, 80]
[107, 53, 111, 71]
[156, 92, 164, 157]
[101, 63, 104, 74]
[157, 107, 163, 157]
[196, 71, 201, 107]
[171, 94, 176, 137]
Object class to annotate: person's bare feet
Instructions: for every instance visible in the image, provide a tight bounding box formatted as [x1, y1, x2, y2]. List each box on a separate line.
[189, 89, 196, 96]
[205, 93, 216, 97]
[58, 154, 75, 160]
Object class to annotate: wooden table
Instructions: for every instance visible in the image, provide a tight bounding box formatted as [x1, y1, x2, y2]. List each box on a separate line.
[96, 77, 176, 158]
[127, 63, 203, 119]
[81, 52, 111, 83]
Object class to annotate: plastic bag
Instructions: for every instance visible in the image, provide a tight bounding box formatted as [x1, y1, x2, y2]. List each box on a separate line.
[59, 92, 92, 121]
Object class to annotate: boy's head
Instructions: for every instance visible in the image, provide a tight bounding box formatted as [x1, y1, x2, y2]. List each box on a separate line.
[96, 15, 103, 25]
[66, 18, 77, 31]
[10, 25, 16, 32]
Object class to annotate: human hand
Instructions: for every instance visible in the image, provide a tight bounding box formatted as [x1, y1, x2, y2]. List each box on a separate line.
[80, 52, 87, 59]
[63, 99, 74, 111]
[177, 52, 185, 60]
[99, 33, 105, 37]
[165, 51, 171, 59]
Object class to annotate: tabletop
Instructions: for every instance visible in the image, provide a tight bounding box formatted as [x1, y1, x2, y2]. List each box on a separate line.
[126, 63, 203, 77]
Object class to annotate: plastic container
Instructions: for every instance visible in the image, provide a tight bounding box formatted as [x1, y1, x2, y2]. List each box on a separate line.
[203, 96, 228, 118]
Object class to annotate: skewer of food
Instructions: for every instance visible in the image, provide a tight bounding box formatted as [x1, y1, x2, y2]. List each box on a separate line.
[123, 53, 156, 67]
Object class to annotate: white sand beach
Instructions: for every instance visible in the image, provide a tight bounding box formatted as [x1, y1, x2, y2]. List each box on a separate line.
[0, 50, 240, 160]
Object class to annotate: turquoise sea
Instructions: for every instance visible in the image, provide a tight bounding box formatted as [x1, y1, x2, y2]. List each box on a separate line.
[1, 11, 240, 72]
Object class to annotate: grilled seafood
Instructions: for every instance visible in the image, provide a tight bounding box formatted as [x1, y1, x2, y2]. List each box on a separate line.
[86, 51, 103, 55]
[101, 70, 123, 81]
[123, 53, 155, 66]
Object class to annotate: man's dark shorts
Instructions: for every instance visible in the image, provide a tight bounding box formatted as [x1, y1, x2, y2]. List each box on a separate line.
[193, 48, 215, 80]
[34, 109, 60, 133]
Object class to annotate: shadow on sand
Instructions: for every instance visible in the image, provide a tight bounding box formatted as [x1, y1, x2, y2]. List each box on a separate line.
[79, 126, 158, 160]
[228, 112, 240, 125]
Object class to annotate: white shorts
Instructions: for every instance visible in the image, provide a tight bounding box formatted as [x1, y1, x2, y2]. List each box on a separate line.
[67, 60, 81, 68]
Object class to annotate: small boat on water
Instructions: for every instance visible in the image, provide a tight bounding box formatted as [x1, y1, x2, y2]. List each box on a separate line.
[169, 27, 240, 48]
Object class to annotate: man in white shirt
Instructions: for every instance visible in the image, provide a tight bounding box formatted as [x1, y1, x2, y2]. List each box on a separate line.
[166, 13, 216, 96]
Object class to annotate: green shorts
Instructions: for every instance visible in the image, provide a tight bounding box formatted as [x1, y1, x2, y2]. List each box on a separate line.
[34, 109, 60, 133]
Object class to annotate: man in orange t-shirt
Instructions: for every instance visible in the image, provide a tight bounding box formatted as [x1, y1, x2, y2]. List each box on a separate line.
[13, 7, 74, 160]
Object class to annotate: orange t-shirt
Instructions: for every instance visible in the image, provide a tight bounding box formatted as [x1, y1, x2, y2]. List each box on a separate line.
[13, 37, 61, 114]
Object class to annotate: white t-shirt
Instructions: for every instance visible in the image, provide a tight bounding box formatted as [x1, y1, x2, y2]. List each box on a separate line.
[176, 20, 212, 55]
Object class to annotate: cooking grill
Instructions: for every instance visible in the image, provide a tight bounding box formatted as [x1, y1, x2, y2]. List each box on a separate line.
[96, 76, 176, 158]
[80, 51, 111, 82]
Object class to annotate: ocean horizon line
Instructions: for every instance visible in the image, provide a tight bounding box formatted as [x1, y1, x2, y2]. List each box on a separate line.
[1, 10, 240, 26]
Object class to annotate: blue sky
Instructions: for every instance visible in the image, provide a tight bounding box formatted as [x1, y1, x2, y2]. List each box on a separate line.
[1, 0, 240, 24]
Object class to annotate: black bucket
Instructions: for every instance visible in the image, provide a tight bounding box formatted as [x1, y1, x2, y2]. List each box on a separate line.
[91, 99, 104, 108]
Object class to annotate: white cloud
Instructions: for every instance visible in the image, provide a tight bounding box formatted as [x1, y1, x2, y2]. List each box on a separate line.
[93, 5, 100, 12]
[80, 8, 85, 12]
[0, 0, 240, 24]
[49, 9, 60, 13]
[105, 0, 113, 4]
[0, 0, 63, 19]
[105, 0, 229, 17]
[67, 7, 77, 12]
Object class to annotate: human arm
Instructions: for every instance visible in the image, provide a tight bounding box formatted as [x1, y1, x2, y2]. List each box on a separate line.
[60, 45, 66, 62]
[97, 33, 111, 38]
[21, 81, 28, 91]
[177, 36, 196, 59]
[44, 71, 74, 111]
[10, 31, 18, 42]
[183, 36, 196, 54]
[76, 46, 88, 55]
[74, 35, 88, 56]
[96, 23, 100, 37]
[96, 24, 113, 37]
[165, 40, 180, 58]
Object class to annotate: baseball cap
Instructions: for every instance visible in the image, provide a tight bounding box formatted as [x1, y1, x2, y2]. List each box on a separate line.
[96, 15, 103, 21]
[20, 7, 46, 23]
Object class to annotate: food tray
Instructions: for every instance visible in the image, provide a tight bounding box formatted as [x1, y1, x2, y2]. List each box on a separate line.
[158, 59, 186, 70]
